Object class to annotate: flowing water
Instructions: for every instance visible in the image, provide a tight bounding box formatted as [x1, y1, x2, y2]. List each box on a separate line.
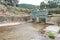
[0, 23, 49, 40]
[0, 22, 59, 40]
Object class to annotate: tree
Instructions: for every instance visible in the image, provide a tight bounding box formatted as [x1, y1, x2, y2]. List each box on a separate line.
[6, 0, 18, 6]
[0, 0, 19, 6]
[6, 0, 13, 6]
[48, 1, 58, 8]
[11, 0, 19, 7]
[40, 2, 46, 9]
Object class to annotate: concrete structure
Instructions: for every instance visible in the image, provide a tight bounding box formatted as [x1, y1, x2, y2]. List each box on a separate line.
[46, 8, 60, 24]
[32, 8, 60, 24]
[0, 15, 31, 23]
[32, 9, 48, 23]
[46, 14, 60, 24]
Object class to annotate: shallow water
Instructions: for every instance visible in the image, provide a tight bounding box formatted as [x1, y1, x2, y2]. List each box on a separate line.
[0, 23, 55, 40]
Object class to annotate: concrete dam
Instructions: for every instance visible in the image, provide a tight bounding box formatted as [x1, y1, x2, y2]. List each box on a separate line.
[0, 15, 31, 23]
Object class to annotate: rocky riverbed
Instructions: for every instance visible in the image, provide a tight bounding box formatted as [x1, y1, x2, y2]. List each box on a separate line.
[0, 23, 59, 40]
[0, 23, 41, 40]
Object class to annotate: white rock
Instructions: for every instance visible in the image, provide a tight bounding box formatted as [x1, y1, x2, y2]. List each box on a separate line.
[45, 25, 60, 33]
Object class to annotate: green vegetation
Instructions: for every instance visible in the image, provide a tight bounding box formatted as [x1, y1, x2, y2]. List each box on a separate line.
[18, 4, 39, 9]
[48, 1, 58, 8]
[58, 29, 60, 33]
[9, 8, 20, 14]
[48, 32, 55, 39]
[41, 18, 46, 23]
[48, 10, 60, 14]
[0, 3, 31, 14]
[0, 3, 20, 14]
[40, 2, 48, 9]
[40, 0, 58, 9]
[0, 0, 18, 6]
[0, 0, 32, 15]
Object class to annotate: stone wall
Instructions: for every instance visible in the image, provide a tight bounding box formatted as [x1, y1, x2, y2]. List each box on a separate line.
[0, 16, 31, 23]
[46, 14, 60, 24]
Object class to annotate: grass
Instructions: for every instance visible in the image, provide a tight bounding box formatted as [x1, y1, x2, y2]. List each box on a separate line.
[9, 8, 21, 14]
[48, 32, 55, 39]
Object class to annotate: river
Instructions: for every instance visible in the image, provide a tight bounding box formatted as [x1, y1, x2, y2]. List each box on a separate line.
[0, 23, 49, 40]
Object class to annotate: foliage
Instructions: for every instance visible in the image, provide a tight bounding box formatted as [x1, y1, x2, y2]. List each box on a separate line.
[48, 10, 60, 14]
[6, 0, 12, 3]
[4, 0, 13, 6]
[40, 1, 58, 9]
[16, 4, 19, 7]
[48, 1, 58, 8]
[48, 32, 55, 39]
[18, 4, 39, 9]
[41, 18, 46, 23]
[11, 9, 20, 14]
[7, 2, 13, 6]
[0, 0, 18, 6]
[40, 2, 47, 9]
[58, 29, 60, 33]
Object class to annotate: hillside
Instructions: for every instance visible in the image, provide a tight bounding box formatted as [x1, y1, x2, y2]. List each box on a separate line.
[0, 4, 31, 16]
[18, 4, 39, 9]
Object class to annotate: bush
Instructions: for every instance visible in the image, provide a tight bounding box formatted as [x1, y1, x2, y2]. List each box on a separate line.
[41, 18, 46, 23]
[48, 10, 60, 14]
[11, 9, 20, 14]
[48, 32, 55, 39]
[58, 29, 60, 33]
[7, 2, 13, 6]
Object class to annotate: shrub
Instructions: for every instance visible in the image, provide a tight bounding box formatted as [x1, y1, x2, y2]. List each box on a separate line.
[7, 3, 13, 6]
[48, 10, 60, 14]
[48, 32, 55, 39]
[41, 18, 46, 23]
[58, 29, 60, 33]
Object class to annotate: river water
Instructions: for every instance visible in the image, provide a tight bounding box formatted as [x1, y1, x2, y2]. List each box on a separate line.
[0, 23, 55, 40]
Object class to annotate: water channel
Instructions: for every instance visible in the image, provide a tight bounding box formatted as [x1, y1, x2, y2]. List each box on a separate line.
[0, 22, 53, 40]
